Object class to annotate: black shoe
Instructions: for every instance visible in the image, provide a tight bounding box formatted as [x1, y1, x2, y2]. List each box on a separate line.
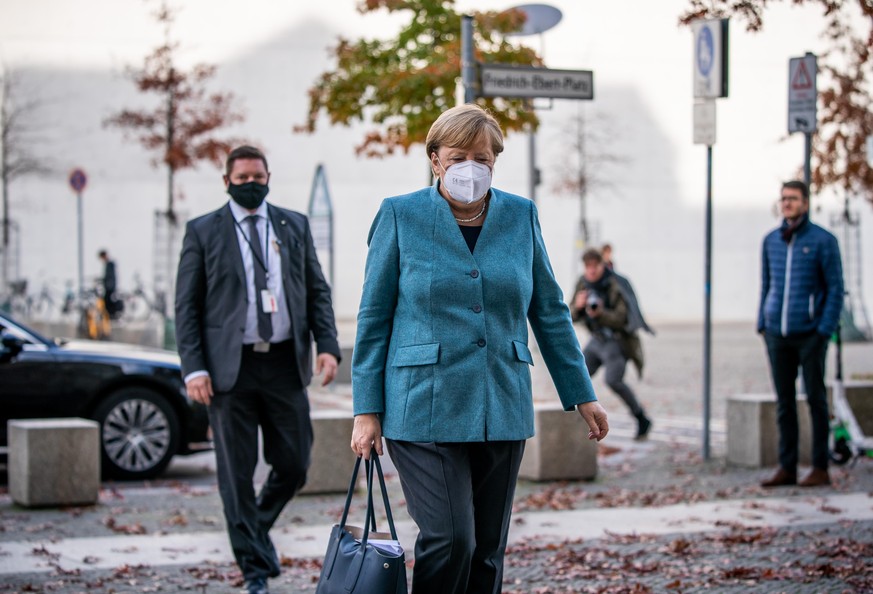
[245, 577, 269, 594]
[635, 414, 652, 440]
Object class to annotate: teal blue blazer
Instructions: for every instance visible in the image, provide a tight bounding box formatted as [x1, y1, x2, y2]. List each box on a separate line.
[352, 184, 597, 442]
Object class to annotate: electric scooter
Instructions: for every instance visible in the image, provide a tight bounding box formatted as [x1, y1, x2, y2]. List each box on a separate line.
[829, 322, 873, 465]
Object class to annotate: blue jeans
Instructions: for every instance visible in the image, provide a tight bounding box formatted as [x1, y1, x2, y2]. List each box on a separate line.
[764, 331, 830, 471]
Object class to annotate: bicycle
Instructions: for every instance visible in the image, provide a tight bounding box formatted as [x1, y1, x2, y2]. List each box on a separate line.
[1, 279, 30, 319]
[29, 283, 57, 321]
[78, 285, 112, 340]
[120, 274, 167, 322]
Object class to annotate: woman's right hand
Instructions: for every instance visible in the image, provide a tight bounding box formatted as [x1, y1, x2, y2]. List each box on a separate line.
[351, 413, 384, 460]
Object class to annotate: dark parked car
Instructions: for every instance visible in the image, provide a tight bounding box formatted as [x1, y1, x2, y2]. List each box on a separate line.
[0, 312, 211, 480]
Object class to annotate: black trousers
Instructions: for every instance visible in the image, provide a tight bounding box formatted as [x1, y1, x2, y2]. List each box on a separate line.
[207, 342, 312, 581]
[764, 332, 830, 471]
[386, 439, 525, 594]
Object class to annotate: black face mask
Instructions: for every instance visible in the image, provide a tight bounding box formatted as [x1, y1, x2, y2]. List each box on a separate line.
[227, 181, 269, 210]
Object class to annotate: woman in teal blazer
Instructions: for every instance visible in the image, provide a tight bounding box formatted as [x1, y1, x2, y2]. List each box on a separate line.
[351, 104, 608, 594]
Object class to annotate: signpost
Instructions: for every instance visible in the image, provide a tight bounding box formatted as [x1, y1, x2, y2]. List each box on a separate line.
[462, 6, 593, 205]
[693, 99, 716, 147]
[692, 19, 729, 99]
[691, 18, 728, 461]
[788, 53, 817, 189]
[867, 135, 873, 168]
[307, 164, 334, 288]
[68, 168, 87, 305]
[479, 65, 593, 100]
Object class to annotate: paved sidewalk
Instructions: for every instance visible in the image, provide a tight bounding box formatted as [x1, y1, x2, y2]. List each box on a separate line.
[2, 433, 872, 593]
[1, 323, 872, 593]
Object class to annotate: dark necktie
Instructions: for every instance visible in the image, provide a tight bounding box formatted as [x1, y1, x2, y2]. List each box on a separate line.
[246, 215, 273, 342]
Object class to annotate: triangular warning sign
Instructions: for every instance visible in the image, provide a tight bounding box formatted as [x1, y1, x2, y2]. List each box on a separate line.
[792, 60, 813, 90]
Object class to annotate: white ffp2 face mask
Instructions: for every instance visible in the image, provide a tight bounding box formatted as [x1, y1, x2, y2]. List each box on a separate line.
[437, 159, 492, 204]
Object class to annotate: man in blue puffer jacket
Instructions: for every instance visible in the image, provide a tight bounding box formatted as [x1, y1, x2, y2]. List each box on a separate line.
[758, 180, 844, 488]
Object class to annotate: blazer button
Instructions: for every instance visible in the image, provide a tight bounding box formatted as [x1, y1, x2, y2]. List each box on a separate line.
[470, 270, 479, 278]
[477, 338, 486, 347]
[472, 304, 482, 313]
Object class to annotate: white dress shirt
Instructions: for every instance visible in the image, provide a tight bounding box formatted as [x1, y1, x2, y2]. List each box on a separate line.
[184, 200, 293, 385]
[228, 199, 293, 344]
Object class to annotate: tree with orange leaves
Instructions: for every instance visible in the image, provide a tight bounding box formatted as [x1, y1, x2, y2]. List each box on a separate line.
[680, 0, 873, 207]
[105, 1, 245, 221]
[299, 0, 540, 160]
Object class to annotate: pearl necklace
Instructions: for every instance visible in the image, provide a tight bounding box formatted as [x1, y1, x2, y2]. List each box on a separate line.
[454, 200, 487, 223]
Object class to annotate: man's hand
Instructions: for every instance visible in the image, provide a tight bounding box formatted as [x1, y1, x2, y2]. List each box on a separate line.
[186, 375, 214, 406]
[586, 305, 603, 318]
[574, 290, 588, 311]
[315, 353, 339, 386]
[577, 401, 609, 441]
[351, 413, 383, 460]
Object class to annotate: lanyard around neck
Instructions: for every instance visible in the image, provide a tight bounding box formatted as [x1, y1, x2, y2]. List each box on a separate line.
[234, 215, 270, 275]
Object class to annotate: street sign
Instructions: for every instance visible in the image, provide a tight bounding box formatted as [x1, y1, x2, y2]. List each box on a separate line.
[788, 53, 817, 133]
[480, 64, 593, 100]
[68, 168, 87, 193]
[307, 164, 334, 286]
[693, 99, 717, 146]
[504, 4, 562, 36]
[692, 19, 729, 99]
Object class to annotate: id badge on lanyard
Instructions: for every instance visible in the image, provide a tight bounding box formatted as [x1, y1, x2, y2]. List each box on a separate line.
[261, 289, 278, 313]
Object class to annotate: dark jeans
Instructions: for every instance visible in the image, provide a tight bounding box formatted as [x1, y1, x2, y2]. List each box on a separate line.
[386, 439, 525, 594]
[583, 337, 644, 417]
[207, 342, 311, 581]
[764, 331, 830, 471]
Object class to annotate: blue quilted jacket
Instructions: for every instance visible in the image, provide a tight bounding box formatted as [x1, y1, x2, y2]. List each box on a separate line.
[757, 216, 843, 338]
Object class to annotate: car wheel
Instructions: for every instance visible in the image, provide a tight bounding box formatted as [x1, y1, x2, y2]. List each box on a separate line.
[93, 387, 180, 480]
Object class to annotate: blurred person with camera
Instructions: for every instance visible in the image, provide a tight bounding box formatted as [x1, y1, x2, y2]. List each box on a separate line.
[572, 248, 652, 439]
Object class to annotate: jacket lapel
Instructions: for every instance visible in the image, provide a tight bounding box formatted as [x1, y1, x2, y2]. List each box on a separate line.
[267, 205, 304, 312]
[429, 183, 503, 263]
[218, 203, 246, 288]
[429, 184, 479, 263]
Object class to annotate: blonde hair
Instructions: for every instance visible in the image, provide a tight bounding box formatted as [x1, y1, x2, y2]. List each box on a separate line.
[425, 104, 504, 159]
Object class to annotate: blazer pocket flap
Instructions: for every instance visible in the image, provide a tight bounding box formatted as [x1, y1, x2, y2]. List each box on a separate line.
[513, 341, 534, 365]
[392, 343, 440, 367]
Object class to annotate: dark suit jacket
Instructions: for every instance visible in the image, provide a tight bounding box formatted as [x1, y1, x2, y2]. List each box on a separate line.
[103, 261, 117, 295]
[175, 202, 341, 392]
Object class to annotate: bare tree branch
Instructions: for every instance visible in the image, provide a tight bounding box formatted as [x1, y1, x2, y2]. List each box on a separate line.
[104, 0, 247, 218]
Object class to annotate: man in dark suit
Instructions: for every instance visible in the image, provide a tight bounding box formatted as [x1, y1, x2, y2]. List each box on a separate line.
[98, 249, 123, 318]
[175, 145, 341, 594]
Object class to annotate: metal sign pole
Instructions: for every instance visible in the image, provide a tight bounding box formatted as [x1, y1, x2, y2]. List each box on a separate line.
[528, 130, 537, 203]
[77, 191, 84, 303]
[703, 145, 713, 461]
[461, 15, 476, 104]
[788, 53, 817, 195]
[803, 132, 812, 191]
[68, 168, 88, 304]
[692, 18, 728, 460]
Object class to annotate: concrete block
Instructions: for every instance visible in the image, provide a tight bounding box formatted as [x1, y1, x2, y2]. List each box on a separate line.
[829, 381, 873, 436]
[8, 418, 100, 507]
[519, 402, 597, 481]
[300, 410, 357, 494]
[334, 346, 354, 384]
[726, 393, 814, 468]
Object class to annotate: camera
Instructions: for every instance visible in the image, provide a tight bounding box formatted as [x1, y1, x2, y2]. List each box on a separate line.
[586, 292, 603, 311]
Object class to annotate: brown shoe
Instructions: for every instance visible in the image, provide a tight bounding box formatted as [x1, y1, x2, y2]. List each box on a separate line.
[760, 467, 797, 488]
[798, 467, 831, 487]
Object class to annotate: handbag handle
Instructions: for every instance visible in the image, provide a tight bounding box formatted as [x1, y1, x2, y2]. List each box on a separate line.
[362, 455, 399, 544]
[339, 455, 399, 545]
